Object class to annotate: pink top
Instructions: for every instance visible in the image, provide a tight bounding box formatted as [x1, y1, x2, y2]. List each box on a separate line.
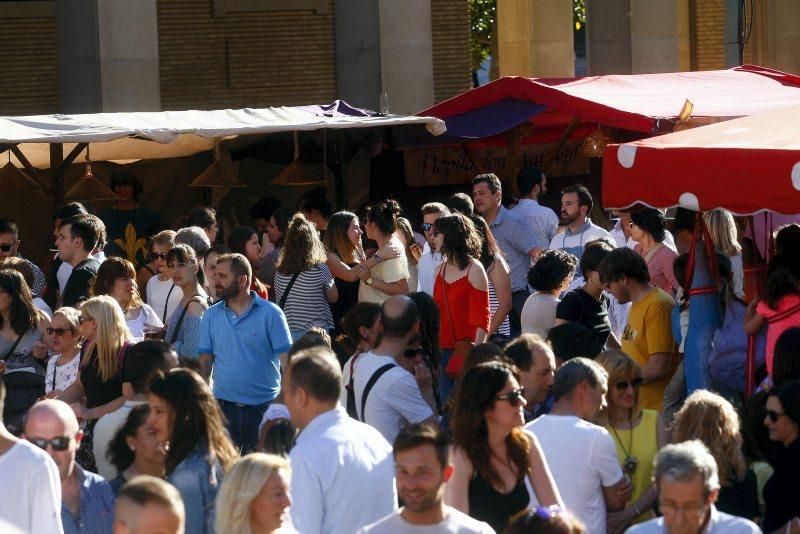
[757, 294, 800, 374]
[636, 243, 679, 294]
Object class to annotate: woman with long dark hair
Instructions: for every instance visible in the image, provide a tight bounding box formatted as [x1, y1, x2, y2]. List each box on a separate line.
[470, 214, 512, 345]
[106, 404, 166, 494]
[228, 226, 269, 299]
[148, 368, 238, 534]
[358, 200, 410, 303]
[92, 256, 161, 340]
[446, 362, 562, 532]
[629, 208, 679, 294]
[260, 206, 293, 297]
[164, 244, 209, 362]
[432, 214, 490, 402]
[274, 213, 338, 341]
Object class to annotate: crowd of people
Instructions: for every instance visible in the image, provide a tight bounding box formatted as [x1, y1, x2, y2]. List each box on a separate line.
[0, 165, 798, 533]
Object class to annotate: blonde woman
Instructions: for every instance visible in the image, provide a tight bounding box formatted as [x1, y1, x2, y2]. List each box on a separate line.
[704, 208, 744, 298]
[44, 306, 83, 395]
[92, 256, 161, 340]
[672, 390, 759, 522]
[57, 295, 132, 471]
[596, 351, 666, 533]
[216, 453, 293, 534]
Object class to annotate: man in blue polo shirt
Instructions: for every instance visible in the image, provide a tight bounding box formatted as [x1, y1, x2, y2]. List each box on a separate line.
[198, 253, 292, 452]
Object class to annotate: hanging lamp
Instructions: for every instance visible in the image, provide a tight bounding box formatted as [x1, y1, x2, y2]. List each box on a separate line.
[65, 145, 118, 202]
[190, 142, 246, 188]
[578, 124, 613, 158]
[272, 131, 326, 186]
[0, 151, 39, 194]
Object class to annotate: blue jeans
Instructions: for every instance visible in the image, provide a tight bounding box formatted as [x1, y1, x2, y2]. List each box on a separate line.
[439, 348, 455, 404]
[217, 399, 270, 453]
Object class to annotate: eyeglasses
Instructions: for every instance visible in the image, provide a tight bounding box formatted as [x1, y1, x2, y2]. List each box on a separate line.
[150, 252, 169, 261]
[29, 436, 71, 451]
[0, 243, 13, 252]
[421, 223, 433, 232]
[495, 387, 527, 407]
[78, 315, 93, 324]
[615, 377, 643, 391]
[46, 327, 73, 336]
[403, 347, 425, 359]
[766, 410, 786, 423]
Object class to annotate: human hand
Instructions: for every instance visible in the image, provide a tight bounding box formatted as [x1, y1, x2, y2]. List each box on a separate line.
[606, 510, 633, 534]
[617, 475, 634, 503]
[409, 243, 423, 262]
[414, 362, 433, 391]
[70, 403, 91, 421]
[45, 389, 62, 399]
[260, 234, 274, 258]
[32, 341, 49, 360]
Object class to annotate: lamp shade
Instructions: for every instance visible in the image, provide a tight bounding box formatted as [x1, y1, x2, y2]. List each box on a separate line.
[579, 126, 613, 158]
[0, 162, 40, 194]
[272, 159, 325, 186]
[65, 163, 118, 202]
[190, 149, 245, 188]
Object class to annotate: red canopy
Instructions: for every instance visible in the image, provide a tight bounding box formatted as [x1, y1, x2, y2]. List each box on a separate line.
[602, 104, 800, 215]
[421, 65, 800, 136]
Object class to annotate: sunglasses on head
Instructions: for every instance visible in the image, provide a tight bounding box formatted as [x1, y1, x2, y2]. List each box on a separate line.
[421, 223, 433, 232]
[615, 377, 643, 391]
[46, 327, 73, 336]
[766, 410, 785, 423]
[0, 244, 13, 252]
[78, 315, 93, 324]
[496, 387, 527, 407]
[29, 436, 71, 451]
[150, 252, 169, 261]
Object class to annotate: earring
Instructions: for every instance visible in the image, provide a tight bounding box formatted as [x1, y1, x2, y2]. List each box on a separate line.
[130, 445, 136, 452]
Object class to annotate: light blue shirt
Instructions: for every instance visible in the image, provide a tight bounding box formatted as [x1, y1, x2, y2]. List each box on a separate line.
[488, 207, 538, 292]
[168, 446, 223, 534]
[198, 291, 292, 405]
[61, 466, 115, 534]
[625, 505, 761, 534]
[511, 198, 559, 251]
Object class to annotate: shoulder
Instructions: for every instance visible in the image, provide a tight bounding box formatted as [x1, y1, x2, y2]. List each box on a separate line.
[625, 517, 662, 533]
[717, 511, 761, 533]
[444, 506, 495, 532]
[186, 300, 207, 317]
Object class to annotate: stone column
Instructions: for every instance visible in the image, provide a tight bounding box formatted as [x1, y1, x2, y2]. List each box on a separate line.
[585, 0, 632, 75]
[629, 0, 691, 73]
[55, 0, 161, 113]
[755, 0, 800, 74]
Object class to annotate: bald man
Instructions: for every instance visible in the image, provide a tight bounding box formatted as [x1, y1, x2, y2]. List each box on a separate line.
[24, 400, 115, 533]
[114, 476, 184, 534]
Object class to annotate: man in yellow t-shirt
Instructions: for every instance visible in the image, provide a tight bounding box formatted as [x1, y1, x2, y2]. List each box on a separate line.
[600, 248, 677, 411]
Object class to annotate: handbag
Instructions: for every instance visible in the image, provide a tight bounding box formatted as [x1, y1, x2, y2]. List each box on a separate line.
[440, 263, 474, 378]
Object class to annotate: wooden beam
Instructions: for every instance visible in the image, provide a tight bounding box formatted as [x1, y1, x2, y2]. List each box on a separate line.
[50, 144, 64, 211]
[8, 145, 48, 191]
[51, 143, 88, 191]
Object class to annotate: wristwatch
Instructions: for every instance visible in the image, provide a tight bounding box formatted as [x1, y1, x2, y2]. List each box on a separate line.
[366, 277, 374, 286]
[373, 253, 382, 264]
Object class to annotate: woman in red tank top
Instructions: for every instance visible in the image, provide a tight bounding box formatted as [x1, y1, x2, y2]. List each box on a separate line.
[432, 214, 490, 402]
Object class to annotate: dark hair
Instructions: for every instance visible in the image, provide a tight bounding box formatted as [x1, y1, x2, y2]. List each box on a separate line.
[149, 369, 238, 475]
[227, 226, 258, 258]
[472, 173, 502, 194]
[259, 419, 296, 458]
[741, 391, 779, 465]
[672, 207, 697, 235]
[186, 207, 216, 230]
[765, 254, 800, 309]
[421, 202, 449, 217]
[91, 257, 142, 310]
[125, 340, 175, 394]
[394, 423, 449, 469]
[298, 187, 333, 219]
[287, 348, 342, 403]
[110, 168, 143, 200]
[504, 334, 548, 372]
[434, 214, 482, 271]
[408, 292, 441, 372]
[446, 193, 474, 216]
[553, 357, 607, 402]
[270, 207, 294, 248]
[463, 342, 506, 375]
[0, 269, 39, 336]
[579, 239, 614, 280]
[53, 202, 87, 222]
[773, 328, 800, 388]
[365, 199, 402, 235]
[0, 379, 4, 416]
[775, 224, 800, 257]
[0, 218, 18, 237]
[380, 296, 419, 338]
[249, 196, 281, 221]
[527, 249, 577, 292]
[216, 252, 252, 286]
[204, 244, 230, 262]
[517, 166, 545, 197]
[598, 247, 650, 284]
[769, 381, 800, 428]
[60, 214, 100, 252]
[505, 507, 586, 534]
[631, 208, 667, 243]
[106, 404, 151, 472]
[338, 302, 381, 355]
[546, 322, 600, 362]
[0, 257, 35, 295]
[561, 184, 593, 210]
[469, 214, 502, 270]
[451, 362, 529, 488]
[167, 243, 206, 287]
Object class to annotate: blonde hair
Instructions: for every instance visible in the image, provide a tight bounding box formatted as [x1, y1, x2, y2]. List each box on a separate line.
[671, 389, 747, 486]
[215, 453, 291, 534]
[276, 213, 327, 275]
[324, 211, 361, 264]
[703, 209, 742, 257]
[52, 306, 81, 334]
[150, 230, 176, 251]
[79, 296, 131, 381]
[595, 350, 642, 426]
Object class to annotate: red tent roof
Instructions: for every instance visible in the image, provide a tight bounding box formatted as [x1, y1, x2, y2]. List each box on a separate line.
[602, 104, 800, 215]
[421, 65, 800, 135]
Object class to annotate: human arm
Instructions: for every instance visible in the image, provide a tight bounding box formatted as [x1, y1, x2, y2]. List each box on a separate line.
[321, 265, 338, 303]
[640, 353, 672, 384]
[743, 297, 765, 334]
[414, 362, 440, 416]
[468, 260, 490, 344]
[197, 313, 214, 380]
[56, 373, 85, 403]
[596, 432, 632, 512]
[388, 371, 438, 427]
[443, 446, 472, 514]
[71, 395, 125, 421]
[359, 268, 410, 296]
[487, 258, 513, 336]
[526, 431, 564, 508]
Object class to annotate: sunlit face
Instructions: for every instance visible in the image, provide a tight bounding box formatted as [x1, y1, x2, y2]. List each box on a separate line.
[111, 275, 136, 305]
[628, 219, 646, 242]
[249, 469, 292, 532]
[363, 219, 376, 241]
[472, 182, 499, 216]
[24, 412, 79, 481]
[658, 475, 714, 534]
[586, 381, 608, 420]
[169, 259, 198, 288]
[559, 192, 583, 226]
[486, 377, 526, 429]
[214, 261, 243, 301]
[204, 222, 218, 244]
[609, 375, 640, 411]
[78, 311, 97, 341]
[127, 421, 167, 467]
[395, 444, 448, 513]
[147, 394, 173, 444]
[422, 213, 441, 249]
[0, 232, 19, 260]
[618, 213, 633, 240]
[347, 219, 363, 247]
[48, 314, 79, 354]
[203, 252, 218, 287]
[432, 228, 444, 253]
[245, 233, 261, 263]
[266, 216, 284, 246]
[56, 224, 79, 264]
[520, 347, 556, 405]
[765, 395, 800, 447]
[604, 277, 631, 305]
[151, 243, 170, 274]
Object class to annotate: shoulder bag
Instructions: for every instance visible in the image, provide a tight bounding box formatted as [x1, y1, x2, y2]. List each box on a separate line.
[441, 263, 475, 378]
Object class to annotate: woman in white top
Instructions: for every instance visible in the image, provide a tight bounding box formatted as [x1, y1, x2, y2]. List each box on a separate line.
[357, 200, 410, 304]
[395, 217, 420, 294]
[92, 257, 161, 340]
[145, 230, 183, 324]
[520, 249, 577, 339]
[44, 307, 82, 395]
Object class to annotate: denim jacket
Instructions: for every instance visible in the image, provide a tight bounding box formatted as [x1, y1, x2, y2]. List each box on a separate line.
[167, 445, 224, 534]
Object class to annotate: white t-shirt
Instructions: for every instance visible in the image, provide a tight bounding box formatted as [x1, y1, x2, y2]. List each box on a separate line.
[525, 414, 623, 534]
[93, 400, 148, 480]
[348, 351, 434, 444]
[359, 507, 495, 533]
[145, 275, 183, 325]
[125, 303, 163, 341]
[44, 353, 81, 394]
[0, 440, 63, 534]
[33, 297, 53, 319]
[417, 242, 445, 296]
[520, 293, 559, 339]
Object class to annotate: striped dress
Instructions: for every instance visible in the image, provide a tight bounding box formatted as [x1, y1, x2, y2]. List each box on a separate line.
[274, 264, 335, 332]
[488, 256, 511, 337]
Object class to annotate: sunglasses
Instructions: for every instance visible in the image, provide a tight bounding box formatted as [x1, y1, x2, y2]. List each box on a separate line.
[0, 244, 13, 252]
[496, 387, 527, 407]
[46, 327, 73, 336]
[766, 410, 786, 423]
[615, 377, 643, 391]
[421, 223, 433, 232]
[403, 347, 425, 359]
[150, 252, 169, 261]
[29, 436, 71, 451]
[78, 315, 93, 324]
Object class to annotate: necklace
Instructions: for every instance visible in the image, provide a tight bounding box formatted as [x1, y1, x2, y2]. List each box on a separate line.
[609, 410, 638, 475]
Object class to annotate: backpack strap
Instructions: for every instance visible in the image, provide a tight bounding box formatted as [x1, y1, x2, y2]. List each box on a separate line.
[359, 363, 395, 422]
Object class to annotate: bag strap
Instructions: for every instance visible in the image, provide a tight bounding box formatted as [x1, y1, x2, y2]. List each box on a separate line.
[359, 363, 396, 422]
[162, 284, 176, 323]
[345, 353, 362, 418]
[278, 273, 301, 309]
[767, 301, 800, 324]
[2, 334, 24, 361]
[169, 296, 208, 345]
[439, 264, 459, 345]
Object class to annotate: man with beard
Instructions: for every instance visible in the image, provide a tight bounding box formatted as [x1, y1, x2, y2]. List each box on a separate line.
[549, 184, 613, 262]
[198, 252, 292, 452]
[503, 333, 557, 420]
[511, 166, 559, 252]
[359, 423, 494, 533]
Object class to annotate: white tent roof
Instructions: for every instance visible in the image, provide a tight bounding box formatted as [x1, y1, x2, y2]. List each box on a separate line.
[0, 103, 446, 169]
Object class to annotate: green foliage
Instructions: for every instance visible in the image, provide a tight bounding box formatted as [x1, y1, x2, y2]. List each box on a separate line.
[469, 0, 496, 71]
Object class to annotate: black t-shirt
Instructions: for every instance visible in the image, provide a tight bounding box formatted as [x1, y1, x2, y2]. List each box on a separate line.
[555, 288, 611, 350]
[61, 257, 101, 308]
[764, 439, 800, 531]
[717, 469, 759, 521]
